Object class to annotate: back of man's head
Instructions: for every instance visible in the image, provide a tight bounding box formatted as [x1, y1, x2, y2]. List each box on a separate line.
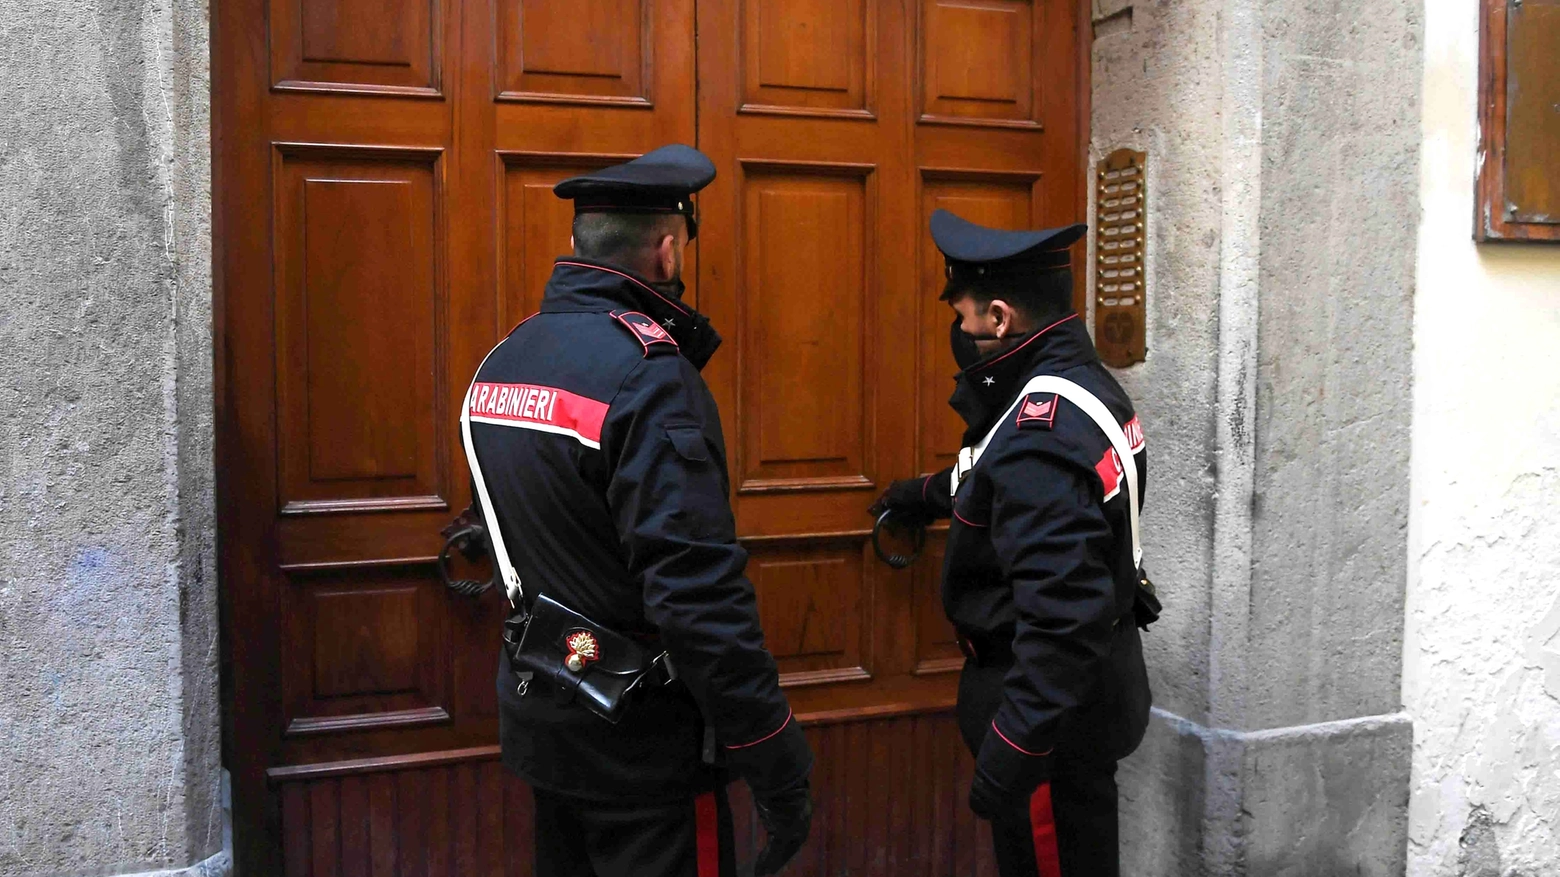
[572, 212, 684, 276]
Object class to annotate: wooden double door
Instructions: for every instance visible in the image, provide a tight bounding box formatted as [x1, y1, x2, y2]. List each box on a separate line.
[214, 0, 1086, 872]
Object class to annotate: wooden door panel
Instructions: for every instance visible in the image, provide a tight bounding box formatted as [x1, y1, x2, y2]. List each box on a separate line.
[281, 567, 453, 737]
[273, 146, 448, 516]
[277, 753, 533, 877]
[273, 715, 997, 877]
[496, 0, 649, 104]
[737, 164, 872, 491]
[272, 0, 443, 95]
[740, 0, 874, 115]
[699, 0, 1083, 719]
[749, 539, 872, 685]
[919, 0, 1042, 128]
[703, 0, 919, 723]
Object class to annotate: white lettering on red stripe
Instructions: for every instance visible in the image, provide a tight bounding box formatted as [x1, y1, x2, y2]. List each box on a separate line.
[1123, 415, 1146, 453]
[467, 382, 609, 449]
[1096, 448, 1124, 502]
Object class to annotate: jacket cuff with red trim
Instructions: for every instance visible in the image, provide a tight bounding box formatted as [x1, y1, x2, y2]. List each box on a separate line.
[723, 711, 814, 795]
[974, 722, 1053, 799]
[925, 468, 954, 518]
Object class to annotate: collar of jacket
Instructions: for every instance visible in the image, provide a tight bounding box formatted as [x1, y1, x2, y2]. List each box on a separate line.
[949, 313, 1098, 442]
[540, 257, 722, 368]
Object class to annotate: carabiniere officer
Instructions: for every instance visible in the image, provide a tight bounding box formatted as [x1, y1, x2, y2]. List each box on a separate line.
[463, 145, 813, 877]
[871, 211, 1153, 877]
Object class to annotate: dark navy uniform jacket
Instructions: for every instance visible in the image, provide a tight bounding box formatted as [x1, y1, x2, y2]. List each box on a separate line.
[928, 314, 1151, 763]
[467, 258, 792, 803]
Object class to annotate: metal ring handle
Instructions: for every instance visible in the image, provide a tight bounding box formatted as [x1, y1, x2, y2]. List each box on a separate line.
[438, 523, 495, 598]
[872, 509, 926, 570]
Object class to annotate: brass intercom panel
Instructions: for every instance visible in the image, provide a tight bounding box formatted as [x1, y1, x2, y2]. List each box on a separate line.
[1094, 149, 1146, 368]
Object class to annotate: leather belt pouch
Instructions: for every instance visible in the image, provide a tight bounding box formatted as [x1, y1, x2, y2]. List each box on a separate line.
[503, 592, 665, 724]
[1132, 568, 1162, 631]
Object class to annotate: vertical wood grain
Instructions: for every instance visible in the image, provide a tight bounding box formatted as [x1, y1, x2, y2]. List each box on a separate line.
[276, 714, 990, 876]
[309, 780, 342, 877]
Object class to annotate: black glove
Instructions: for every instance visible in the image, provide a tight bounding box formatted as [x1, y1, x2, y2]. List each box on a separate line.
[868, 476, 942, 527]
[440, 503, 489, 564]
[724, 717, 815, 876]
[967, 727, 1052, 821]
[751, 776, 812, 876]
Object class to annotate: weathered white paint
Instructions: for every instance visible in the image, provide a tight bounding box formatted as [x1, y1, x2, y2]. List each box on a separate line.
[1405, 3, 1560, 875]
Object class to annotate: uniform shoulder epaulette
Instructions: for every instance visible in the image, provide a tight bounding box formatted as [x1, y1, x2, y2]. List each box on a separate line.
[1014, 392, 1060, 431]
[609, 310, 680, 358]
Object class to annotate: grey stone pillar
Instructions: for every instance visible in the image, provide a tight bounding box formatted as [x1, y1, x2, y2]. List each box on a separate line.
[1091, 0, 1422, 873]
[0, 0, 226, 875]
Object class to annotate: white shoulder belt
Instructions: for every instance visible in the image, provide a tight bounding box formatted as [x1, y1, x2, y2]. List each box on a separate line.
[951, 376, 1142, 567]
[460, 345, 524, 606]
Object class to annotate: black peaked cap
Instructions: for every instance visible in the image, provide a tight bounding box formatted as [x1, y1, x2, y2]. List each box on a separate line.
[930, 210, 1087, 299]
[555, 144, 716, 238]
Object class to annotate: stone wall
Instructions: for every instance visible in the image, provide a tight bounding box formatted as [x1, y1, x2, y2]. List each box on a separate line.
[1403, 3, 1560, 874]
[0, 0, 222, 874]
[1093, 0, 1422, 872]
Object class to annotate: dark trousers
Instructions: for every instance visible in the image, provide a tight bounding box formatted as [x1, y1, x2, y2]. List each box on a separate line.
[532, 785, 737, 877]
[987, 758, 1120, 877]
[958, 661, 1123, 877]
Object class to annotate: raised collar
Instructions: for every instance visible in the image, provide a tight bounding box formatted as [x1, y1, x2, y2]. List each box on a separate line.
[950, 313, 1099, 440]
[539, 258, 721, 368]
[542, 258, 691, 317]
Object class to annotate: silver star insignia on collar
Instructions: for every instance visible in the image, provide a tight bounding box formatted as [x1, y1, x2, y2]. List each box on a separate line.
[983, 376, 995, 386]
[662, 318, 676, 329]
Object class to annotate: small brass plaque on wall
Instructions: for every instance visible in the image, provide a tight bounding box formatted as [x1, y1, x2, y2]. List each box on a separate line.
[1094, 149, 1146, 368]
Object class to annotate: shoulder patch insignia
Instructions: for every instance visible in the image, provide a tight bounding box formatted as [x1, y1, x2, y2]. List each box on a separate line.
[611, 310, 679, 357]
[1016, 393, 1059, 430]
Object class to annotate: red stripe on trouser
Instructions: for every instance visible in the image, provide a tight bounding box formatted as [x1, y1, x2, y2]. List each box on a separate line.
[1030, 783, 1063, 877]
[695, 791, 720, 877]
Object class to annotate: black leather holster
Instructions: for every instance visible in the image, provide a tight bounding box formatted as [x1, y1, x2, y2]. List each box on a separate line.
[502, 592, 672, 724]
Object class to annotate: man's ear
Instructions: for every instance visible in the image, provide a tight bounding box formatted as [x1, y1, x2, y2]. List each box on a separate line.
[987, 299, 1015, 337]
[654, 234, 677, 281]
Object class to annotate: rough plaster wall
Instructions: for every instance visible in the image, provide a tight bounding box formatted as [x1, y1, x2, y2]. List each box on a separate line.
[1404, 2, 1560, 874]
[1247, 0, 1422, 728]
[1089, 0, 1223, 728]
[0, 0, 219, 873]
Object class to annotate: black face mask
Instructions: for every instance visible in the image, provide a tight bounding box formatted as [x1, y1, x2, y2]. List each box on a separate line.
[651, 276, 723, 370]
[649, 275, 687, 303]
[950, 316, 1000, 372]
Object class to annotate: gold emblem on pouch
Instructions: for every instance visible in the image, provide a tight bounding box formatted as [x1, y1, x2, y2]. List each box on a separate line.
[565, 630, 600, 672]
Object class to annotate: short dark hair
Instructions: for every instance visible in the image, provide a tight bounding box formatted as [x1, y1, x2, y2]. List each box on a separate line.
[571, 212, 684, 265]
[948, 269, 1076, 322]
